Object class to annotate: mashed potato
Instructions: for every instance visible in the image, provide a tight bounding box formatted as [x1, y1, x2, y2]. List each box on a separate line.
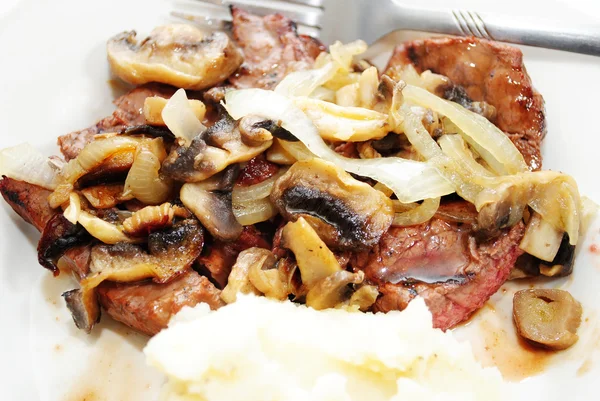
[144, 295, 502, 401]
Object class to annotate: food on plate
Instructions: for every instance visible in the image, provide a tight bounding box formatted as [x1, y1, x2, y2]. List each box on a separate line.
[0, 5, 588, 357]
[144, 295, 502, 401]
[107, 24, 243, 90]
[513, 289, 582, 350]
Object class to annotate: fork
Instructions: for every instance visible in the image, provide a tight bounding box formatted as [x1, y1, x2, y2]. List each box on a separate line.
[172, 0, 600, 56]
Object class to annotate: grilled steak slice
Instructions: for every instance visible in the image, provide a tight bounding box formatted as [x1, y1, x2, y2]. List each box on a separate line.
[354, 217, 525, 330]
[1, 177, 222, 335]
[228, 6, 323, 89]
[97, 271, 224, 336]
[386, 37, 546, 170]
[197, 225, 272, 288]
[0, 177, 57, 231]
[57, 84, 175, 160]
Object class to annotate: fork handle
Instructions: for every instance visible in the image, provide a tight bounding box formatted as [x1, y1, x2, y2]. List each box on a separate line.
[393, 5, 600, 56]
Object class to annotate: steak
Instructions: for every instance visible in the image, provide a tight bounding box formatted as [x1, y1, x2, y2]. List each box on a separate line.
[354, 216, 525, 330]
[0, 177, 223, 335]
[228, 6, 324, 89]
[57, 84, 175, 160]
[97, 271, 224, 336]
[0, 177, 57, 231]
[197, 225, 272, 289]
[386, 36, 546, 170]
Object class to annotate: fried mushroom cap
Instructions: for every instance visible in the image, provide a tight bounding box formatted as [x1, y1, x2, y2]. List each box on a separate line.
[513, 289, 582, 350]
[107, 25, 243, 90]
[271, 159, 394, 250]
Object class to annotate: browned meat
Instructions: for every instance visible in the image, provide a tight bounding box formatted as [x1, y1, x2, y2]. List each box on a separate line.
[0, 177, 56, 231]
[299, 34, 327, 59]
[333, 142, 359, 159]
[386, 37, 546, 170]
[57, 84, 175, 160]
[354, 217, 525, 330]
[61, 245, 92, 280]
[236, 155, 280, 187]
[228, 7, 321, 89]
[97, 271, 224, 336]
[197, 225, 272, 288]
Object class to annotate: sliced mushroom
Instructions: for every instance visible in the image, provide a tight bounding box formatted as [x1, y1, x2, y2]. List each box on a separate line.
[271, 158, 394, 250]
[64, 218, 203, 333]
[247, 248, 289, 301]
[161, 112, 273, 183]
[63, 288, 100, 333]
[513, 289, 582, 350]
[221, 247, 289, 303]
[37, 214, 91, 275]
[107, 25, 243, 90]
[345, 285, 379, 312]
[180, 165, 243, 241]
[121, 125, 176, 141]
[519, 212, 563, 262]
[306, 270, 365, 311]
[282, 217, 342, 288]
[220, 248, 263, 304]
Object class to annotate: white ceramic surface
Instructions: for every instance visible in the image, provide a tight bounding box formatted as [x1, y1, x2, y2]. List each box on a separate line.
[1, 0, 600, 399]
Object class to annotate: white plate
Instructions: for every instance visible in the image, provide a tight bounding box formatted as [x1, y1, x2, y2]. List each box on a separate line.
[1, 0, 600, 399]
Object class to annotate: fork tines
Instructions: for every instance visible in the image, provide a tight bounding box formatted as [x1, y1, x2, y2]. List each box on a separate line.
[187, 0, 324, 29]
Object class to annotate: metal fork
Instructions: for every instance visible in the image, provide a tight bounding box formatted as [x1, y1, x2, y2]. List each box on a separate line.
[173, 0, 600, 56]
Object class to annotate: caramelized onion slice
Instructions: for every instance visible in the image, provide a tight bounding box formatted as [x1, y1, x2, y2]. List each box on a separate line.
[403, 84, 528, 175]
[392, 197, 440, 227]
[124, 137, 172, 205]
[293, 97, 389, 142]
[180, 182, 243, 241]
[282, 217, 341, 288]
[513, 289, 582, 350]
[122, 203, 178, 237]
[224, 88, 454, 203]
[144, 95, 206, 127]
[0, 143, 59, 190]
[49, 136, 140, 208]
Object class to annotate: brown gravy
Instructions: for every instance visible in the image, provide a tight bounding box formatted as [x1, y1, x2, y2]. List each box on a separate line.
[475, 319, 554, 381]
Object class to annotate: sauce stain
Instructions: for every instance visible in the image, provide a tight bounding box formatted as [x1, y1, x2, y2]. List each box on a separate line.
[475, 319, 554, 381]
[63, 321, 155, 401]
[577, 358, 592, 376]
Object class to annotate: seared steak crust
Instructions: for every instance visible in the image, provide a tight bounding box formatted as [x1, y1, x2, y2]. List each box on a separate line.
[228, 7, 323, 89]
[57, 84, 175, 160]
[0, 177, 56, 231]
[98, 271, 224, 336]
[386, 36, 546, 170]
